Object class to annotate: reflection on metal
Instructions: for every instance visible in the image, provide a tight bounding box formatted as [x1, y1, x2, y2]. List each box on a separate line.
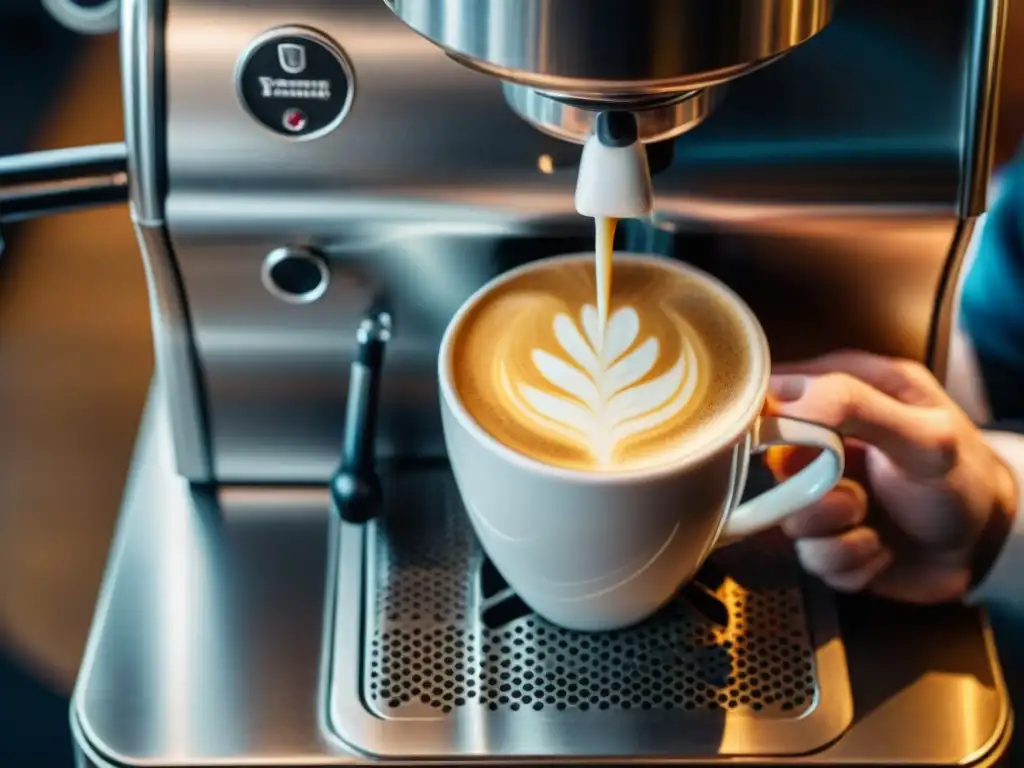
[41, 0, 121, 35]
[121, 0, 165, 225]
[133, 219, 212, 480]
[960, 0, 1010, 218]
[384, 0, 834, 100]
[123, 0, 212, 479]
[71, 388, 1012, 766]
[503, 84, 718, 145]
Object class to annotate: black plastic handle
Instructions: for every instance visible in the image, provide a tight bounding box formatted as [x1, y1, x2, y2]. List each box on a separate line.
[330, 310, 392, 524]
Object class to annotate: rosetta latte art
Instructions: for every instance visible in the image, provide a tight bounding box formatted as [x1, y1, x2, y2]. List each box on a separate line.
[500, 304, 700, 466]
[451, 257, 753, 472]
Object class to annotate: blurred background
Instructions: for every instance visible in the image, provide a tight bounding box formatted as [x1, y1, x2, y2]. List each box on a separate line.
[1, 3, 147, 766]
[2, 2, 1024, 765]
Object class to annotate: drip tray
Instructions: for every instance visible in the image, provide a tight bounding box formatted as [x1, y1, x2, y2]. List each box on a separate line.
[327, 466, 854, 760]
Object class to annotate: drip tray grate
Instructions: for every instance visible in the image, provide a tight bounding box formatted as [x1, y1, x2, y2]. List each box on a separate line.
[329, 466, 853, 759]
[368, 554, 816, 718]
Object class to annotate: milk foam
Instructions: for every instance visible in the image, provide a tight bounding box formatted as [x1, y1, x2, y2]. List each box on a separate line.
[501, 305, 700, 466]
[450, 257, 753, 473]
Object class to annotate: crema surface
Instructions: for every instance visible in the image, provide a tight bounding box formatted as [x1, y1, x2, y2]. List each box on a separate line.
[451, 258, 757, 472]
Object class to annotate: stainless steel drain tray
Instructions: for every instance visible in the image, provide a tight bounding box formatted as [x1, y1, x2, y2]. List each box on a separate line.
[327, 466, 854, 759]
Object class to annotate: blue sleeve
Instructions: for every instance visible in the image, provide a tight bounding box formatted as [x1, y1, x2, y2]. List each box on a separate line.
[960, 152, 1024, 370]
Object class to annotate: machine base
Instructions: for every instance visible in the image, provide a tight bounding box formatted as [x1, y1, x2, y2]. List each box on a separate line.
[327, 468, 852, 759]
[71, 384, 1013, 766]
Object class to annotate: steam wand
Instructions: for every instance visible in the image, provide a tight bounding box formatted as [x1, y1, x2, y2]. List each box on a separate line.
[0, 143, 129, 258]
[330, 310, 392, 524]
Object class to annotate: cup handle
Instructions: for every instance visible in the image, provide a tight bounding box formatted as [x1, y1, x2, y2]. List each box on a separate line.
[716, 416, 845, 549]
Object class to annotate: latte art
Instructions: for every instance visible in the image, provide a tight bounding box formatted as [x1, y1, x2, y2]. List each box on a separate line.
[451, 257, 755, 472]
[504, 305, 702, 466]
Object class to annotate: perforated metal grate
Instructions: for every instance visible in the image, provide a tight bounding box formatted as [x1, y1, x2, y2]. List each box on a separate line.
[363, 472, 820, 720]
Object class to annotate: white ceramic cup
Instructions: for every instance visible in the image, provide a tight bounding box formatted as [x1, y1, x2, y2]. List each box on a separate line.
[438, 253, 844, 632]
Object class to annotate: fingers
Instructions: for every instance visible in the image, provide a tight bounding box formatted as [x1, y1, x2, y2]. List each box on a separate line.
[768, 371, 958, 478]
[782, 479, 893, 593]
[772, 349, 944, 406]
[806, 542, 894, 593]
[795, 527, 892, 591]
[781, 479, 868, 538]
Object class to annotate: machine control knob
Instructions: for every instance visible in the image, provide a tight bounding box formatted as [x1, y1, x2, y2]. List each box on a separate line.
[261, 246, 330, 304]
[236, 27, 355, 140]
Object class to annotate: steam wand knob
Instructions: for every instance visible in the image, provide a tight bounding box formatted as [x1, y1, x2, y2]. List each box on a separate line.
[330, 310, 392, 524]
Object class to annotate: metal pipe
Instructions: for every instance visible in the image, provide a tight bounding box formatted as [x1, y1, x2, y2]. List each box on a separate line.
[0, 143, 128, 225]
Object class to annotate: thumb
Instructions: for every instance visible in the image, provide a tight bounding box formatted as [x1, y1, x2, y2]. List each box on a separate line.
[768, 372, 955, 478]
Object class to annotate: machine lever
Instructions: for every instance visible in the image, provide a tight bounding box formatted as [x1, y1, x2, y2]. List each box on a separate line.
[330, 309, 392, 524]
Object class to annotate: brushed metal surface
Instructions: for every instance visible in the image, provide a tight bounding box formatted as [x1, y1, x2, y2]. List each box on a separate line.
[502, 84, 718, 144]
[383, 0, 834, 100]
[121, 0, 163, 225]
[123, 0, 212, 479]
[158, 0, 1003, 483]
[133, 220, 212, 480]
[962, 0, 1009, 217]
[71, 386, 1011, 766]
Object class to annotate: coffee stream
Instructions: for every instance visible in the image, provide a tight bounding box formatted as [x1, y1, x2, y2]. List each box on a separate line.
[594, 216, 617, 355]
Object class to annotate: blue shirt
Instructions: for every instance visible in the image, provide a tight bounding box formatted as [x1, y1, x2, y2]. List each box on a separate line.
[959, 151, 1024, 759]
[960, 150, 1024, 422]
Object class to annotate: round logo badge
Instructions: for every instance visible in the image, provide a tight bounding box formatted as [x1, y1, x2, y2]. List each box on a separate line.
[237, 27, 354, 140]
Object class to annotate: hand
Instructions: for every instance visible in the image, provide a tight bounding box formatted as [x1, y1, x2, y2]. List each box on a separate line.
[767, 350, 1018, 604]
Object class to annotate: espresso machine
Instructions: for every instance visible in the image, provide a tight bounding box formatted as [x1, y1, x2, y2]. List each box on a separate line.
[0, 0, 1014, 765]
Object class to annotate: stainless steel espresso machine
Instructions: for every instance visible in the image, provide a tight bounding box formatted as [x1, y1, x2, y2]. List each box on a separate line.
[0, 0, 1014, 765]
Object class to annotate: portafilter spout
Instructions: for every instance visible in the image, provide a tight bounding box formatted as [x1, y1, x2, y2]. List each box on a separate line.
[383, 0, 834, 143]
[575, 111, 653, 220]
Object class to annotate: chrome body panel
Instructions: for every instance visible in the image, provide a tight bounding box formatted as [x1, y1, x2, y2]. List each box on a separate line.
[147, 0, 1006, 482]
